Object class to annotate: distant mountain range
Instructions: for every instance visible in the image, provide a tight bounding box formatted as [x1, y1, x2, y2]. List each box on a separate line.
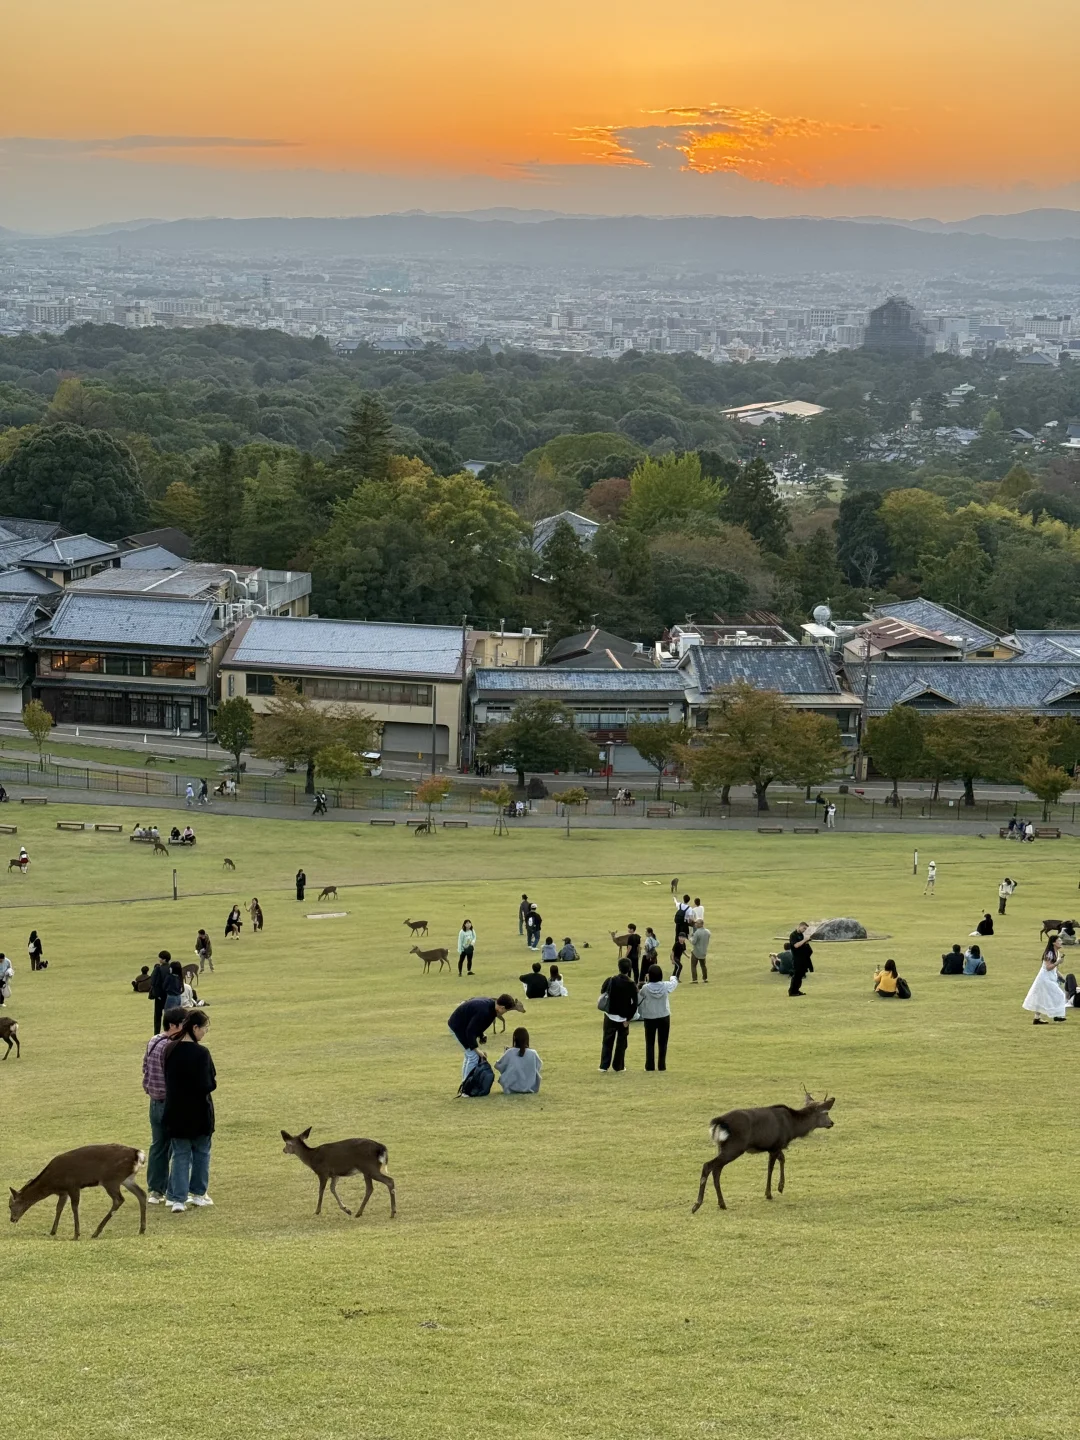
[3, 208, 1079, 274]
[40, 211, 1077, 276]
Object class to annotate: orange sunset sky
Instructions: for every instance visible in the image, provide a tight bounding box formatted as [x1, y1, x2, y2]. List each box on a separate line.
[2, 0, 1078, 230]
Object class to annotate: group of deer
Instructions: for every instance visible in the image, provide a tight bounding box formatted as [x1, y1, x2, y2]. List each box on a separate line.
[9, 1130, 396, 1239]
[404, 917, 450, 972]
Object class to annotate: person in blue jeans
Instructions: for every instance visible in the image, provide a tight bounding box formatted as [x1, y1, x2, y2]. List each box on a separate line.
[447, 993, 524, 1083]
[141, 1007, 185, 1203]
[163, 1009, 216, 1213]
[526, 905, 542, 949]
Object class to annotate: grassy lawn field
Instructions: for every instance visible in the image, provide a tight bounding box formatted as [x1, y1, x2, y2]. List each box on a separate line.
[2, 808, 1078, 1439]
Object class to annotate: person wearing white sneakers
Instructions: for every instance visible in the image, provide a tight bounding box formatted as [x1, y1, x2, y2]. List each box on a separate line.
[141, 1007, 185, 1205]
[163, 1009, 217, 1213]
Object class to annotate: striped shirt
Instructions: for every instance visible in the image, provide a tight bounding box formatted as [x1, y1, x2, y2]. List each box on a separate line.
[142, 1033, 170, 1100]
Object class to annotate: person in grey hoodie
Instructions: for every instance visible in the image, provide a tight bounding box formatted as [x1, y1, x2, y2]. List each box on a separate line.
[636, 964, 678, 1072]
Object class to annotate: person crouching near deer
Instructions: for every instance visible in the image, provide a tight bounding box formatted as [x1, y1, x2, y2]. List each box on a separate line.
[1023, 937, 1068, 1026]
[163, 1010, 217, 1213]
[447, 993, 524, 1084]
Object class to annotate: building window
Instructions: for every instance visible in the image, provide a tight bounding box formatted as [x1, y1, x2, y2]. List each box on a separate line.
[50, 652, 103, 673]
[149, 658, 196, 680]
[305, 676, 432, 706]
[246, 673, 279, 696]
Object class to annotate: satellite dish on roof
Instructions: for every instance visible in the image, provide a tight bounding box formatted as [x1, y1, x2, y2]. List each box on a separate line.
[812, 604, 832, 625]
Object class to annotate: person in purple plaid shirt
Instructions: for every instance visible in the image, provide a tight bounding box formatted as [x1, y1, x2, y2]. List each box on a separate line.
[143, 1008, 184, 1203]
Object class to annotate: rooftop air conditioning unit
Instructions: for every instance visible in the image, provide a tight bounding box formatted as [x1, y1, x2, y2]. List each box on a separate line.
[522, 627, 533, 639]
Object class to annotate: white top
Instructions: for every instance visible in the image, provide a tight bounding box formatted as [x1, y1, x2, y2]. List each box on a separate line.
[548, 978, 569, 997]
[690, 904, 705, 925]
[457, 928, 476, 953]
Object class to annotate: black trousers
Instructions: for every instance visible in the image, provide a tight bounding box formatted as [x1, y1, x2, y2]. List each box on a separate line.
[627, 950, 640, 983]
[153, 996, 165, 1034]
[644, 1016, 670, 1070]
[998, 896, 1007, 914]
[458, 945, 474, 975]
[789, 965, 809, 996]
[296, 885, 305, 901]
[600, 1015, 629, 1071]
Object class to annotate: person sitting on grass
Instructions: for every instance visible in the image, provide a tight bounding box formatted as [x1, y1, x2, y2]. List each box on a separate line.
[519, 961, 550, 1000]
[540, 936, 558, 963]
[770, 948, 795, 975]
[557, 937, 579, 964]
[495, 1027, 542, 1094]
[940, 945, 965, 975]
[973, 913, 994, 938]
[132, 965, 153, 993]
[547, 964, 569, 997]
[964, 944, 987, 975]
[874, 959, 901, 996]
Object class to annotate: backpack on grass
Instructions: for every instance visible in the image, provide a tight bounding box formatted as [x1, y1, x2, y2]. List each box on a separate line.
[458, 1057, 495, 1098]
[896, 977, 912, 1000]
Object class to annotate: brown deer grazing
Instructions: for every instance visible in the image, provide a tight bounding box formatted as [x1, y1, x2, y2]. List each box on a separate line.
[318, 885, 338, 901]
[610, 929, 633, 957]
[152, 839, 169, 857]
[692, 1092, 836, 1212]
[404, 918, 429, 937]
[410, 944, 450, 973]
[281, 1128, 396, 1218]
[222, 857, 236, 870]
[9, 1144, 147, 1238]
[0, 1016, 19, 1058]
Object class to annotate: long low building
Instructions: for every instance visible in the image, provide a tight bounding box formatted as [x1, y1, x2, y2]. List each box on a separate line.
[846, 660, 1080, 717]
[220, 615, 468, 765]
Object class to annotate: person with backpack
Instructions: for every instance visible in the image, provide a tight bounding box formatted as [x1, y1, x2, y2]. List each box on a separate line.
[964, 944, 987, 975]
[598, 957, 638, 1072]
[526, 904, 542, 950]
[494, 1027, 543, 1094]
[447, 993, 524, 1085]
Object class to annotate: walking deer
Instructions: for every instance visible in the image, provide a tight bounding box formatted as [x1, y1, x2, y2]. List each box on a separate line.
[0, 1017, 19, 1058]
[281, 1128, 396, 1218]
[410, 944, 450, 973]
[1040, 918, 1078, 941]
[691, 1092, 836, 1212]
[404, 918, 429, 937]
[9, 1144, 147, 1238]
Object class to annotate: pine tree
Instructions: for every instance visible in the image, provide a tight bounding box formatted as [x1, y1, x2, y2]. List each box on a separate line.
[718, 457, 790, 554]
[338, 393, 393, 483]
[194, 442, 243, 562]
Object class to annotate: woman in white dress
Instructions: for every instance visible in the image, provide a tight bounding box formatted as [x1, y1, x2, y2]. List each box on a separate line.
[1023, 939, 1067, 1024]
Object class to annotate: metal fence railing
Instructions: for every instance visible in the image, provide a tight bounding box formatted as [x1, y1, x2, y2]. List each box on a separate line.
[0, 757, 1074, 828]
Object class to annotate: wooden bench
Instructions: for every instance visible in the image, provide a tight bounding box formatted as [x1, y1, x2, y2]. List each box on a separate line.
[94, 823, 123, 833]
[442, 819, 468, 828]
[1036, 827, 1062, 839]
[646, 805, 673, 818]
[56, 821, 86, 832]
[405, 819, 429, 828]
[369, 818, 396, 826]
[794, 827, 820, 834]
[129, 834, 156, 843]
[758, 826, 784, 834]
[998, 827, 1011, 838]
[20, 796, 47, 805]
[0, 823, 17, 834]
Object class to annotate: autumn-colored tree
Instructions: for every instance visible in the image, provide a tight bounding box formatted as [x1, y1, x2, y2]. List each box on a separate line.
[1021, 755, 1073, 822]
[22, 699, 53, 770]
[552, 786, 588, 837]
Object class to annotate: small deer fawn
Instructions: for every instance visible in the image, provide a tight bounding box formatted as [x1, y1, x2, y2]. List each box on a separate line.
[281, 1129, 396, 1218]
[9, 1144, 147, 1238]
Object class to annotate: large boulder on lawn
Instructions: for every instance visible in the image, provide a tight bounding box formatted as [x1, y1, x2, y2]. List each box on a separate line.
[808, 917, 867, 942]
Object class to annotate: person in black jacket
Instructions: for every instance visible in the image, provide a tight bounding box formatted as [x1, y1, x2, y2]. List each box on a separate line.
[599, 958, 638, 1072]
[940, 944, 965, 975]
[788, 923, 813, 997]
[149, 950, 174, 1034]
[163, 1010, 216, 1213]
[295, 869, 306, 902]
[447, 993, 524, 1084]
[525, 904, 542, 950]
[519, 961, 549, 1000]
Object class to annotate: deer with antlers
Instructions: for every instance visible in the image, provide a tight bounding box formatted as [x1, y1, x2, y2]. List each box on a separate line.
[691, 1090, 836, 1212]
[9, 1144, 147, 1238]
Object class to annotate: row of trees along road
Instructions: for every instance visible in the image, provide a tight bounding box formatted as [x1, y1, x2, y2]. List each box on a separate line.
[865, 705, 1080, 817]
[214, 684, 381, 793]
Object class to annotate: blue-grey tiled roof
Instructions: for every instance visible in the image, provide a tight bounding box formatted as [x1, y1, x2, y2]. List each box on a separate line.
[532, 511, 600, 554]
[0, 597, 38, 646]
[1006, 631, 1080, 662]
[472, 667, 685, 696]
[119, 545, 188, 569]
[872, 599, 1000, 653]
[21, 534, 117, 566]
[0, 538, 44, 566]
[224, 616, 464, 679]
[0, 566, 60, 595]
[37, 594, 222, 651]
[684, 644, 843, 696]
[846, 661, 1080, 715]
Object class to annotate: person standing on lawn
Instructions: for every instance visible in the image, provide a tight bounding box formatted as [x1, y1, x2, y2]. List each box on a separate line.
[599, 957, 638, 1072]
[143, 1008, 184, 1204]
[690, 923, 711, 984]
[163, 1009, 217, 1213]
[787, 922, 814, 997]
[526, 904, 542, 950]
[457, 919, 476, 977]
[149, 950, 174, 1034]
[518, 894, 530, 938]
[636, 965, 679, 1072]
[295, 868, 306, 902]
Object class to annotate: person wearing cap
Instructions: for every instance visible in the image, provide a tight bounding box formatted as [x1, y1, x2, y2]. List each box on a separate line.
[447, 993, 524, 1082]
